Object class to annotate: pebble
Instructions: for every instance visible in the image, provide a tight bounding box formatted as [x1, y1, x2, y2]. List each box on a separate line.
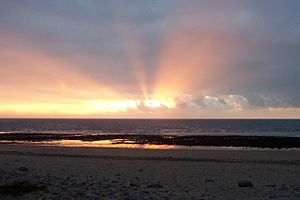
[17, 167, 29, 172]
[148, 183, 163, 189]
[129, 182, 139, 187]
[238, 180, 253, 187]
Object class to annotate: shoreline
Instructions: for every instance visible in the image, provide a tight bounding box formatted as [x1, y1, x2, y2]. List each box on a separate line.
[0, 133, 300, 149]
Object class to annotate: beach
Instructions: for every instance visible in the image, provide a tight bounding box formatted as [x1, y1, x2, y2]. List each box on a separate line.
[0, 144, 299, 200]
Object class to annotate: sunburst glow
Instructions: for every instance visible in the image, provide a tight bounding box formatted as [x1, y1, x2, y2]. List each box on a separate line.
[0, 97, 176, 117]
[143, 99, 176, 109]
[88, 100, 138, 113]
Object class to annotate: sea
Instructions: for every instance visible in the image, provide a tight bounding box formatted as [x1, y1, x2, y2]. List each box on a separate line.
[0, 119, 299, 137]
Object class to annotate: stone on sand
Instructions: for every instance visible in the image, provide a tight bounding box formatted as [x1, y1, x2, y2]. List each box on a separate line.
[238, 180, 253, 187]
[17, 167, 29, 172]
[147, 183, 163, 189]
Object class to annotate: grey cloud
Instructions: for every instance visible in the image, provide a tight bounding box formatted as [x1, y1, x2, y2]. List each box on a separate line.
[246, 94, 300, 109]
[0, 0, 299, 110]
[193, 94, 300, 110]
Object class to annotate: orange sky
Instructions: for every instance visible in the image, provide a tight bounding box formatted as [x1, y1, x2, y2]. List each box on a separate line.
[0, 1, 300, 118]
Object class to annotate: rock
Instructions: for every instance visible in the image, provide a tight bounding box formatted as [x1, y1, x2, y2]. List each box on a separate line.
[238, 180, 253, 187]
[0, 181, 47, 196]
[129, 182, 139, 187]
[17, 167, 29, 172]
[147, 183, 163, 189]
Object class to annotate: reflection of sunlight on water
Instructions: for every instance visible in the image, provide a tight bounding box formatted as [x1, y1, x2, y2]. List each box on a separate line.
[14, 139, 180, 149]
[3, 140, 295, 151]
[56, 140, 179, 149]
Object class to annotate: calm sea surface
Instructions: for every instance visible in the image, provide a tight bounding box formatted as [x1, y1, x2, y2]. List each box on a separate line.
[0, 119, 299, 137]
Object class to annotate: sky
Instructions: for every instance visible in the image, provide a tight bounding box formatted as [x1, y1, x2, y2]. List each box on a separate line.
[0, 0, 300, 118]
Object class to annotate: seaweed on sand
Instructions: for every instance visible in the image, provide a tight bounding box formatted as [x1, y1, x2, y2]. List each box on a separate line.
[0, 181, 47, 196]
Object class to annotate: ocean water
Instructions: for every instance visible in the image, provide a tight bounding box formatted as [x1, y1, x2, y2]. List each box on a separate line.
[0, 119, 299, 137]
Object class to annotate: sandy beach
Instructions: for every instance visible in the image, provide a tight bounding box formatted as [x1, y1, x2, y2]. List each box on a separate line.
[0, 144, 299, 200]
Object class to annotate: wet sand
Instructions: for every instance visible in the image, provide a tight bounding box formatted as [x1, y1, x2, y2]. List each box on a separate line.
[0, 144, 299, 200]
